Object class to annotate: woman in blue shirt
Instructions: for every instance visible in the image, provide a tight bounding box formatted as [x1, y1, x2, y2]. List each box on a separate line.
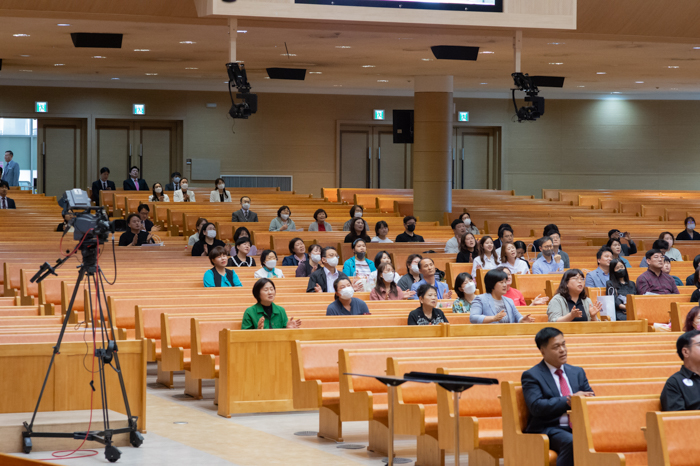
[470, 269, 535, 324]
[203, 246, 242, 287]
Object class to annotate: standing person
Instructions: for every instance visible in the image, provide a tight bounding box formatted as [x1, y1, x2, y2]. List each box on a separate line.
[2, 150, 20, 187]
[228, 237, 256, 267]
[409, 258, 452, 300]
[607, 229, 637, 256]
[306, 246, 348, 293]
[370, 262, 404, 300]
[548, 269, 602, 322]
[677, 217, 700, 241]
[452, 272, 476, 314]
[398, 254, 423, 292]
[209, 178, 232, 203]
[606, 238, 631, 268]
[457, 233, 478, 263]
[460, 212, 480, 236]
[188, 218, 207, 247]
[241, 279, 301, 329]
[148, 182, 169, 202]
[282, 238, 307, 266]
[118, 213, 153, 246]
[0, 181, 16, 209]
[521, 327, 595, 466]
[445, 219, 467, 254]
[659, 231, 683, 262]
[91, 167, 115, 204]
[498, 266, 548, 307]
[637, 249, 680, 295]
[123, 166, 148, 191]
[606, 259, 637, 321]
[371, 220, 393, 243]
[500, 243, 530, 275]
[327, 278, 371, 314]
[407, 285, 449, 325]
[344, 217, 371, 244]
[395, 216, 424, 243]
[471, 235, 499, 277]
[269, 205, 296, 232]
[296, 244, 322, 277]
[660, 330, 700, 411]
[470, 269, 535, 324]
[203, 246, 243, 288]
[173, 178, 195, 202]
[308, 209, 332, 231]
[165, 172, 182, 191]
[532, 236, 564, 275]
[191, 223, 225, 257]
[232, 196, 258, 222]
[342, 205, 369, 232]
[254, 250, 285, 279]
[584, 247, 613, 287]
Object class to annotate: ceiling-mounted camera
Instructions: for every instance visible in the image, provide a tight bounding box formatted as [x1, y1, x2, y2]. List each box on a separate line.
[226, 62, 257, 119]
[511, 72, 544, 122]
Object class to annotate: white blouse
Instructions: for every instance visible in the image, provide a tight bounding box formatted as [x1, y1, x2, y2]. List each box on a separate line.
[471, 254, 500, 277]
[502, 258, 530, 275]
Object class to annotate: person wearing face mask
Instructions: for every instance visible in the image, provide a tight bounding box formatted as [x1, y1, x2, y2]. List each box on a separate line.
[398, 254, 423, 292]
[232, 196, 259, 222]
[460, 212, 480, 236]
[149, 182, 169, 202]
[457, 233, 478, 263]
[307, 246, 349, 292]
[470, 269, 536, 324]
[344, 217, 371, 244]
[677, 216, 700, 241]
[296, 244, 323, 277]
[371, 220, 393, 243]
[254, 250, 285, 279]
[283, 238, 308, 266]
[408, 285, 449, 325]
[210, 178, 232, 203]
[410, 258, 452, 300]
[174, 177, 195, 202]
[498, 266, 549, 307]
[189, 218, 207, 247]
[452, 272, 477, 313]
[605, 259, 637, 321]
[396, 216, 424, 243]
[269, 205, 296, 232]
[165, 172, 182, 191]
[536, 230, 570, 268]
[366, 251, 403, 291]
[548, 269, 602, 322]
[342, 239, 376, 288]
[682, 307, 700, 331]
[309, 209, 332, 231]
[343, 205, 369, 232]
[191, 222, 226, 257]
[203, 246, 243, 288]
[228, 237, 256, 267]
[123, 166, 148, 191]
[370, 262, 405, 300]
[242, 279, 301, 329]
[327, 278, 371, 315]
[532, 236, 564, 275]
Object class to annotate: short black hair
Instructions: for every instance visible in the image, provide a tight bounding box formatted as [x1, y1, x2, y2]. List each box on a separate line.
[451, 218, 463, 230]
[693, 254, 700, 269]
[685, 217, 696, 225]
[235, 236, 251, 253]
[545, 229, 560, 239]
[125, 213, 140, 226]
[454, 272, 473, 300]
[676, 330, 700, 360]
[313, 209, 327, 221]
[100, 167, 110, 174]
[535, 327, 564, 350]
[349, 205, 363, 216]
[539, 235, 553, 247]
[596, 246, 613, 260]
[171, 171, 181, 178]
[497, 224, 513, 237]
[375, 220, 388, 235]
[403, 216, 417, 225]
[652, 239, 669, 251]
[277, 205, 291, 217]
[333, 276, 352, 294]
[260, 249, 277, 263]
[417, 283, 438, 299]
[252, 278, 275, 303]
[663, 256, 672, 264]
[288, 237, 304, 254]
[137, 203, 149, 213]
[4, 150, 13, 156]
[233, 226, 250, 243]
[373, 250, 390, 267]
[514, 240, 527, 251]
[308, 243, 322, 254]
[322, 246, 337, 258]
[406, 253, 423, 269]
[130, 166, 139, 172]
[607, 229, 620, 238]
[352, 238, 366, 249]
[645, 249, 663, 260]
[542, 224, 559, 236]
[484, 269, 508, 294]
[208, 245, 227, 264]
[0, 180, 9, 189]
[240, 196, 250, 203]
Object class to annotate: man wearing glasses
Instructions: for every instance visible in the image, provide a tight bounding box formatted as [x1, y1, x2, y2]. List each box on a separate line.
[532, 236, 565, 274]
[637, 249, 680, 295]
[661, 330, 700, 411]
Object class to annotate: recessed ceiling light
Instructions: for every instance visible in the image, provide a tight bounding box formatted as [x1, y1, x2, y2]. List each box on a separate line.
[19, 69, 32, 72]
[480, 51, 495, 54]
[671, 88, 679, 90]
[19, 54, 30, 57]
[145, 73, 158, 75]
[134, 49, 150, 52]
[335, 46, 351, 49]
[694, 47, 700, 50]
[57, 23, 71, 27]
[333, 84, 342, 87]
[309, 71, 322, 74]
[421, 58, 433, 61]
[548, 42, 565, 45]
[480, 82, 488, 85]
[264, 77, 270, 79]
[577, 85, 585, 88]
[362, 65, 376, 68]
[13, 34, 30, 37]
[111, 77, 120, 80]
[635, 81, 644, 84]
[281, 53, 297, 57]
[54, 63, 64, 66]
[549, 62, 564, 65]
[179, 41, 196, 44]
[611, 92, 621, 94]
[596, 72, 606, 75]
[237, 30, 248, 33]
[185, 67, 198, 70]
[667, 65, 680, 69]
[92, 56, 106, 59]
[377, 80, 388, 83]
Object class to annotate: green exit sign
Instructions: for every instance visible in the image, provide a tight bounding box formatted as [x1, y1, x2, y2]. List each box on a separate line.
[133, 104, 146, 115]
[458, 112, 469, 122]
[35, 102, 47, 113]
[373, 109, 385, 121]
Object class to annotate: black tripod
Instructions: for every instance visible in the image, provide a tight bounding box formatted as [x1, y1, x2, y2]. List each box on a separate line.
[22, 239, 143, 463]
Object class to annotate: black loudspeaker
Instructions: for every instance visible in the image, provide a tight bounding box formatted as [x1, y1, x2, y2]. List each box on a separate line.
[393, 110, 414, 144]
[530, 76, 566, 88]
[430, 46, 479, 61]
[70, 33, 123, 48]
[266, 68, 306, 80]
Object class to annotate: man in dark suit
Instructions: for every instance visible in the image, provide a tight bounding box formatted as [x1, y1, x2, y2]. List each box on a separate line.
[123, 166, 148, 191]
[231, 196, 259, 222]
[0, 180, 16, 209]
[306, 246, 347, 292]
[164, 171, 182, 191]
[91, 167, 116, 204]
[522, 327, 595, 466]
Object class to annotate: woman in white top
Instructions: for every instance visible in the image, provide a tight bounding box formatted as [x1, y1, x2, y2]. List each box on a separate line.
[173, 178, 196, 202]
[148, 182, 170, 202]
[660, 231, 683, 262]
[499, 242, 530, 275]
[188, 217, 208, 247]
[366, 250, 401, 290]
[254, 249, 285, 279]
[209, 178, 232, 203]
[471, 235, 500, 277]
[371, 220, 393, 243]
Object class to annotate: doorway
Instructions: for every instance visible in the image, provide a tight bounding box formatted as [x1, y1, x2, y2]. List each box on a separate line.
[0, 118, 38, 190]
[453, 126, 502, 190]
[37, 118, 88, 198]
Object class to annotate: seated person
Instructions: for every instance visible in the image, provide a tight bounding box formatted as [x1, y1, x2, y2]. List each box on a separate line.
[548, 269, 602, 322]
[56, 212, 75, 232]
[203, 246, 242, 287]
[308, 209, 332, 231]
[639, 239, 671, 267]
[661, 330, 700, 411]
[514, 240, 531, 270]
[637, 249, 680, 295]
[173, 178, 195, 202]
[191, 223, 226, 257]
[366, 251, 401, 290]
[344, 217, 371, 244]
[342, 205, 369, 232]
[460, 212, 480, 235]
[608, 229, 637, 256]
[149, 182, 169, 202]
[692, 273, 700, 303]
[456, 232, 478, 263]
[659, 231, 683, 262]
[165, 171, 182, 191]
[370, 262, 405, 300]
[231, 196, 258, 222]
[254, 249, 285, 279]
[188, 218, 207, 247]
[119, 213, 153, 246]
[664, 257, 684, 287]
[606, 238, 631, 268]
[269, 205, 296, 232]
[492, 223, 512, 250]
[233, 226, 258, 256]
[0, 180, 16, 209]
[498, 266, 549, 307]
[395, 216, 424, 243]
[371, 220, 393, 243]
[408, 284, 449, 325]
[686, 255, 700, 286]
[676, 216, 700, 241]
[522, 327, 595, 466]
[452, 272, 476, 314]
[584, 247, 613, 287]
[209, 178, 231, 202]
[500, 242, 530, 275]
[531, 224, 559, 252]
[241, 279, 301, 329]
[471, 235, 500, 277]
[683, 307, 700, 331]
[410, 258, 452, 300]
[469, 269, 535, 324]
[228, 237, 256, 267]
[606, 259, 637, 321]
[545, 231, 570, 268]
[282, 237, 307, 266]
[296, 244, 322, 277]
[306, 246, 348, 293]
[445, 219, 467, 254]
[137, 204, 161, 233]
[532, 236, 564, 275]
[327, 277, 371, 315]
[494, 224, 515, 257]
[342, 239, 376, 282]
[398, 254, 423, 292]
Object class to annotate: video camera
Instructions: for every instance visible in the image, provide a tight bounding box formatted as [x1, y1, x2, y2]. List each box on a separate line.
[226, 62, 258, 119]
[58, 189, 115, 244]
[511, 72, 545, 122]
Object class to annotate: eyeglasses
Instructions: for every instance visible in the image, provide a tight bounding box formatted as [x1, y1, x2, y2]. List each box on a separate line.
[569, 276, 585, 282]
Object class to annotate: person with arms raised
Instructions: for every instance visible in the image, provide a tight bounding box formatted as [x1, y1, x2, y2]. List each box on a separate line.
[606, 259, 637, 321]
[0, 181, 16, 209]
[445, 218, 467, 254]
[532, 236, 564, 275]
[607, 229, 637, 256]
[395, 216, 424, 243]
[232, 196, 258, 223]
[242, 279, 301, 329]
[164, 171, 182, 191]
[371, 220, 393, 243]
[307, 246, 348, 293]
[521, 327, 595, 466]
[497, 266, 549, 307]
[297, 244, 322, 278]
[308, 209, 332, 231]
[228, 236, 256, 267]
[344, 217, 371, 244]
[470, 269, 535, 324]
[191, 222, 226, 257]
[254, 249, 285, 279]
[123, 166, 148, 191]
[342, 205, 369, 232]
[471, 235, 499, 276]
[203, 246, 242, 287]
[269, 205, 295, 232]
[91, 167, 115, 204]
[677, 216, 700, 241]
[398, 254, 423, 292]
[410, 257, 452, 300]
[118, 213, 153, 246]
[456, 232, 478, 263]
[370, 262, 405, 300]
[584, 246, 613, 287]
[173, 177, 195, 202]
[637, 249, 680, 295]
[460, 212, 480, 236]
[661, 330, 700, 411]
[407, 284, 449, 325]
[327, 277, 371, 314]
[282, 237, 307, 267]
[148, 182, 169, 202]
[452, 272, 476, 314]
[548, 269, 602, 322]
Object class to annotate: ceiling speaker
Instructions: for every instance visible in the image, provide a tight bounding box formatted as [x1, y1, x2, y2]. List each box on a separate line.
[430, 46, 479, 61]
[266, 68, 306, 80]
[0, 59, 2, 71]
[71, 33, 123, 48]
[531, 76, 565, 88]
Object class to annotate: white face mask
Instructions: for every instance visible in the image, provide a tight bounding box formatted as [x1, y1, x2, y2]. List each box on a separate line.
[411, 263, 420, 274]
[382, 272, 395, 283]
[339, 287, 354, 300]
[206, 230, 217, 239]
[181, 183, 188, 190]
[688, 223, 696, 231]
[173, 177, 181, 183]
[354, 211, 363, 218]
[155, 187, 162, 193]
[218, 184, 225, 190]
[310, 254, 321, 263]
[463, 218, 472, 226]
[280, 213, 289, 221]
[242, 202, 250, 210]
[326, 256, 339, 268]
[265, 259, 277, 269]
[463, 282, 476, 294]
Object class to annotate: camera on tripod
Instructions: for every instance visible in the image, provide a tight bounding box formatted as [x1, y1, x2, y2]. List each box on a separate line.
[59, 189, 115, 244]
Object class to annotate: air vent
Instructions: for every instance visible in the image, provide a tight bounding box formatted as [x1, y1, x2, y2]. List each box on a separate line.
[531, 76, 566, 88]
[71, 33, 123, 49]
[430, 46, 479, 61]
[221, 175, 293, 192]
[266, 68, 306, 80]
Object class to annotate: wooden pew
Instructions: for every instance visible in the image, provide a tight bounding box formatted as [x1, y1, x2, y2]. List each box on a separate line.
[645, 410, 700, 466]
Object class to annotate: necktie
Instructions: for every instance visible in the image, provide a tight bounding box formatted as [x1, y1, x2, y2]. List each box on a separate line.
[555, 368, 572, 427]
[1, 198, 5, 209]
[244, 211, 248, 220]
[134, 180, 139, 191]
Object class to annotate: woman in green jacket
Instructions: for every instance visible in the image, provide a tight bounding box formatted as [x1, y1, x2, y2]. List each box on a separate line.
[242, 279, 302, 329]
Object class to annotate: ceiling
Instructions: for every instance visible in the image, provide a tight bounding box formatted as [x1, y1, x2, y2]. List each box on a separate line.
[2, 0, 700, 99]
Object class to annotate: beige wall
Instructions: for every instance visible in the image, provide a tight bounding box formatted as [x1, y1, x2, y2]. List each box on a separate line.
[1, 85, 699, 198]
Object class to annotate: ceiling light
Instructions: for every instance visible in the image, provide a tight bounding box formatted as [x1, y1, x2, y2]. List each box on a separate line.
[596, 72, 606, 75]
[264, 77, 270, 79]
[237, 30, 248, 33]
[309, 71, 322, 74]
[54, 64, 64, 66]
[333, 84, 342, 87]
[362, 65, 376, 68]
[19, 69, 32, 72]
[480, 51, 495, 54]
[134, 49, 150, 52]
[281, 53, 297, 57]
[667, 65, 680, 69]
[377, 80, 388, 83]
[635, 81, 644, 83]
[111, 77, 120, 80]
[19, 54, 30, 57]
[92, 56, 106, 59]
[145, 73, 158, 75]
[548, 42, 565, 45]
[611, 92, 621, 94]
[421, 58, 433, 61]
[577, 85, 585, 87]
[13, 34, 30, 37]
[549, 62, 564, 65]
[694, 47, 700, 50]
[179, 41, 196, 44]
[335, 46, 351, 49]
[185, 67, 198, 70]
[57, 23, 71, 27]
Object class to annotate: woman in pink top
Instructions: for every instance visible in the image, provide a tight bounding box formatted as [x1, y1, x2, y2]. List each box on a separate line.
[498, 266, 549, 306]
[370, 262, 405, 301]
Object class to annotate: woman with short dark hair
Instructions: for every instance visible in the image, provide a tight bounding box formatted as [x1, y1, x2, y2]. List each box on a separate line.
[296, 244, 323, 277]
[228, 237, 256, 267]
[343, 205, 369, 232]
[548, 269, 602, 322]
[255, 250, 285, 279]
[452, 272, 476, 314]
[309, 209, 332, 231]
[233, 226, 258, 256]
[470, 269, 535, 324]
[282, 237, 307, 266]
[407, 284, 449, 325]
[241, 279, 301, 329]
[203, 246, 242, 287]
[371, 220, 393, 243]
[269, 205, 295, 232]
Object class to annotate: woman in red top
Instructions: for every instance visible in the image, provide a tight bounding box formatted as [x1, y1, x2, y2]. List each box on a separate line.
[498, 266, 549, 306]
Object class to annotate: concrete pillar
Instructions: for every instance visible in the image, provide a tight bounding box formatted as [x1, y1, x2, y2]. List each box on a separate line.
[412, 76, 453, 224]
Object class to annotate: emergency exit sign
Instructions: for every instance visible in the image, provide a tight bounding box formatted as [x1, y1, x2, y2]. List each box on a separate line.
[35, 102, 47, 113]
[373, 109, 385, 121]
[133, 104, 146, 115]
[458, 112, 469, 122]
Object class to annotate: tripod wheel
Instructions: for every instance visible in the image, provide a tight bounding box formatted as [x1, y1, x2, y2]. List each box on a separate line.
[22, 436, 32, 454]
[130, 430, 144, 448]
[105, 445, 121, 463]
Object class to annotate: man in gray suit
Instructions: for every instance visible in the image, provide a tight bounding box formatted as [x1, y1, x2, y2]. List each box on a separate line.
[2, 151, 20, 187]
[231, 196, 258, 222]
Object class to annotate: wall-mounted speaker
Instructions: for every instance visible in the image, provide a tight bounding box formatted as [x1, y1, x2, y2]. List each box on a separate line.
[393, 110, 414, 144]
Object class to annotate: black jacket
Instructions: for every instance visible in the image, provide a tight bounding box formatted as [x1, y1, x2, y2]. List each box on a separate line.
[0, 197, 16, 209]
[123, 178, 149, 191]
[91, 180, 116, 204]
[306, 267, 348, 293]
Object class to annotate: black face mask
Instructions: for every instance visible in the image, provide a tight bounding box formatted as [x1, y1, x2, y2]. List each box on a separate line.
[356, 252, 365, 260]
[614, 270, 626, 279]
[407, 224, 416, 232]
